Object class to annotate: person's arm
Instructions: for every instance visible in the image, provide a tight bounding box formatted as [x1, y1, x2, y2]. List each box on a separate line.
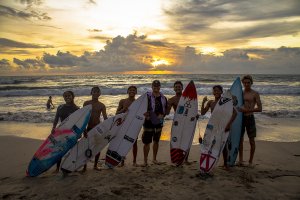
[225, 108, 237, 132]
[51, 106, 60, 133]
[253, 92, 262, 112]
[165, 99, 172, 115]
[102, 104, 108, 120]
[116, 100, 125, 114]
[201, 97, 211, 115]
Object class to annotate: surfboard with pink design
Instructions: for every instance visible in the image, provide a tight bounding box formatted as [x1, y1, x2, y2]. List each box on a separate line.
[26, 105, 92, 177]
[170, 80, 198, 166]
[199, 91, 233, 173]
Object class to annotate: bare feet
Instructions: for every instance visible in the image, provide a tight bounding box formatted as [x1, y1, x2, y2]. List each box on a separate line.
[141, 163, 148, 167]
[118, 161, 125, 168]
[237, 161, 246, 167]
[133, 162, 140, 167]
[93, 166, 101, 171]
[248, 162, 255, 168]
[184, 160, 192, 165]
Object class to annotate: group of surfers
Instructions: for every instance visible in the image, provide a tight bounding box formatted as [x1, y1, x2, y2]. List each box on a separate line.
[49, 75, 262, 174]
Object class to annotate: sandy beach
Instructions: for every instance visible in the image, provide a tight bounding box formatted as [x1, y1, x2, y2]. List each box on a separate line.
[0, 121, 300, 199]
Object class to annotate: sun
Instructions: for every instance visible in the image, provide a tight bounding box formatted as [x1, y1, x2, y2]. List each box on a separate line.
[151, 59, 170, 67]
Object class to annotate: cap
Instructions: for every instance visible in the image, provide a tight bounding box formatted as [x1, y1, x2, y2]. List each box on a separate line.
[152, 80, 161, 87]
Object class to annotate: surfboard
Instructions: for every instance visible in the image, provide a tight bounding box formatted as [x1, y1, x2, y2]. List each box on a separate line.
[170, 80, 198, 166]
[26, 105, 92, 177]
[60, 113, 127, 172]
[199, 91, 233, 173]
[227, 77, 243, 166]
[105, 93, 148, 168]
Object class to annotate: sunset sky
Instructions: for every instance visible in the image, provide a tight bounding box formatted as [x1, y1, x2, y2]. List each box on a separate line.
[0, 0, 300, 75]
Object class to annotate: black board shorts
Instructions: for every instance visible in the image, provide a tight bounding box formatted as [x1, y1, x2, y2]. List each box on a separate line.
[242, 115, 256, 138]
[142, 126, 162, 144]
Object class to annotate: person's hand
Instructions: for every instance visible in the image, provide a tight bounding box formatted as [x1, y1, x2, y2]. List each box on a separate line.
[157, 114, 164, 119]
[198, 137, 203, 144]
[144, 112, 150, 120]
[196, 114, 200, 120]
[83, 130, 88, 138]
[238, 106, 249, 113]
[225, 124, 230, 132]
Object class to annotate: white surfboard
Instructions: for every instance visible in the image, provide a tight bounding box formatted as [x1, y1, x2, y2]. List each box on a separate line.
[105, 93, 148, 168]
[170, 81, 198, 166]
[61, 113, 127, 172]
[199, 90, 233, 173]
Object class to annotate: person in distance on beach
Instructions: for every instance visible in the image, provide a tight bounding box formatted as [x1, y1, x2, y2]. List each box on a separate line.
[166, 81, 193, 165]
[116, 86, 138, 167]
[81, 86, 108, 172]
[200, 85, 237, 171]
[142, 80, 168, 167]
[51, 91, 79, 173]
[46, 96, 54, 110]
[238, 75, 262, 168]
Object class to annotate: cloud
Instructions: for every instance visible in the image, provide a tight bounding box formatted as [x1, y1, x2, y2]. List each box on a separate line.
[0, 59, 12, 70]
[156, 46, 300, 74]
[2, 34, 300, 74]
[0, 4, 51, 20]
[0, 38, 54, 48]
[89, 36, 111, 41]
[88, 29, 102, 32]
[87, 0, 97, 5]
[164, 0, 300, 43]
[13, 57, 45, 69]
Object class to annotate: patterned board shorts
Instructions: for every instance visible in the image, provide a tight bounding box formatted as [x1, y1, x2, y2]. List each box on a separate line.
[142, 126, 162, 144]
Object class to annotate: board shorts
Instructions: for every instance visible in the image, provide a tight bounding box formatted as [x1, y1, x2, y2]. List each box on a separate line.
[142, 126, 162, 144]
[241, 115, 256, 138]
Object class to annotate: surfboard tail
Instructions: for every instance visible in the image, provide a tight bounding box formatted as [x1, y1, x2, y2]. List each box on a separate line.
[199, 153, 216, 173]
[170, 148, 187, 166]
[105, 150, 123, 168]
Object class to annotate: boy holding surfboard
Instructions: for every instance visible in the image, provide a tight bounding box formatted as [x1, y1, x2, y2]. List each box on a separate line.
[82, 86, 107, 172]
[142, 80, 167, 167]
[51, 91, 79, 173]
[116, 85, 138, 167]
[200, 85, 237, 170]
[238, 75, 262, 167]
[166, 81, 192, 165]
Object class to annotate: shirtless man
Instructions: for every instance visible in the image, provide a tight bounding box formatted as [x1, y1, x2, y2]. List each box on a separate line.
[166, 81, 191, 164]
[116, 86, 138, 167]
[82, 86, 107, 171]
[238, 75, 262, 167]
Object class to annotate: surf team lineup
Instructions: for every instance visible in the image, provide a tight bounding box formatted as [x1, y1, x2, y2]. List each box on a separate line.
[27, 75, 262, 178]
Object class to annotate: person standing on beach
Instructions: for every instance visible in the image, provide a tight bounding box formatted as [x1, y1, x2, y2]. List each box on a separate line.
[82, 86, 108, 172]
[116, 86, 138, 167]
[238, 75, 262, 167]
[142, 80, 167, 167]
[166, 81, 192, 164]
[51, 91, 79, 173]
[201, 85, 237, 170]
[46, 96, 54, 110]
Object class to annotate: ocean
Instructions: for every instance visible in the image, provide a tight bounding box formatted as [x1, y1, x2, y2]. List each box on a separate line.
[0, 74, 299, 142]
